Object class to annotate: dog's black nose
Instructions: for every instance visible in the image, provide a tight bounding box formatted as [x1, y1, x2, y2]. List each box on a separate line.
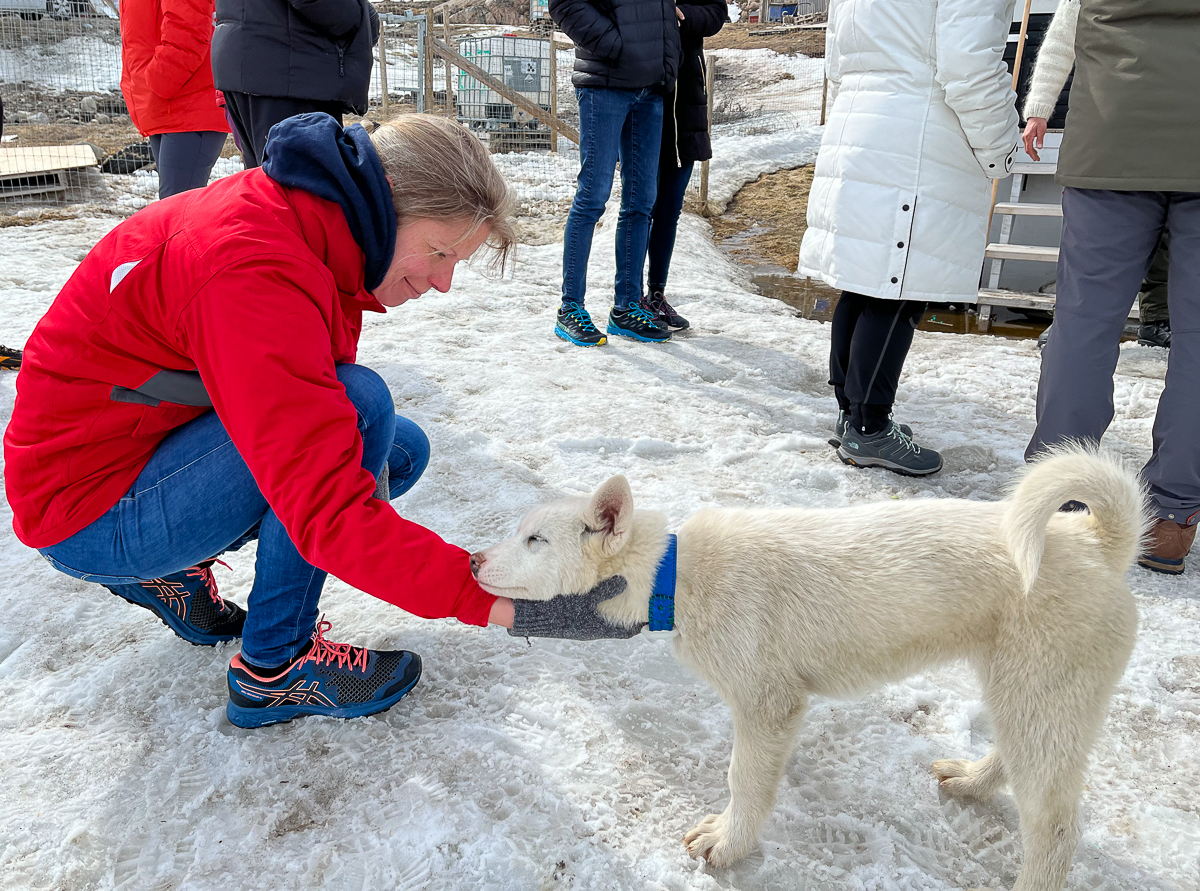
[469, 552, 483, 576]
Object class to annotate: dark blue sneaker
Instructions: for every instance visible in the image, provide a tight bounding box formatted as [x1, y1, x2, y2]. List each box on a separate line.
[105, 560, 245, 646]
[555, 301, 606, 346]
[226, 618, 422, 729]
[607, 304, 670, 343]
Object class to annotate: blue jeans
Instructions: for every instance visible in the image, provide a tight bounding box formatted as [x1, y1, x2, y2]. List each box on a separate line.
[40, 364, 430, 666]
[562, 87, 664, 309]
[647, 158, 695, 290]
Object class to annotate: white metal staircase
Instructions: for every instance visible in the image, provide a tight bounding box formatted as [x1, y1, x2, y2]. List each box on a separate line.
[976, 158, 1062, 329]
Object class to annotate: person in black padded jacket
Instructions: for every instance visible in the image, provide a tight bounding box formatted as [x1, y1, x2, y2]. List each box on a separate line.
[549, 0, 683, 346]
[211, 0, 380, 167]
[643, 0, 726, 331]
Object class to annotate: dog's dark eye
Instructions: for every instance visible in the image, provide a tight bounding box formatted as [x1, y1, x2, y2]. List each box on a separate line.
[526, 534, 545, 547]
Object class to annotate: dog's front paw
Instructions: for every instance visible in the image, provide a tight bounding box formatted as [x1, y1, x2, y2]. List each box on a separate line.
[683, 812, 753, 868]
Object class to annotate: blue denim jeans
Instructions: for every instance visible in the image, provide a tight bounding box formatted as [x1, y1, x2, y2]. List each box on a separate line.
[647, 158, 695, 290]
[562, 87, 664, 309]
[40, 364, 430, 666]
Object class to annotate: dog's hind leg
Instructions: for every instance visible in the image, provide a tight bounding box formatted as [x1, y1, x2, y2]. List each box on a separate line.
[932, 750, 1006, 801]
[683, 696, 806, 868]
[988, 681, 1112, 891]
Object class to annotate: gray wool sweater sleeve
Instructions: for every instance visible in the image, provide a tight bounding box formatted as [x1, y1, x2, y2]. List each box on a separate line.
[508, 576, 645, 641]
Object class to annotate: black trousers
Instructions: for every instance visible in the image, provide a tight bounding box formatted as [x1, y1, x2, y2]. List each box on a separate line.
[829, 291, 926, 434]
[223, 93, 345, 168]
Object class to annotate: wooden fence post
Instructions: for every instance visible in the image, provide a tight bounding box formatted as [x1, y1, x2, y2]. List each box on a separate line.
[378, 23, 390, 119]
[699, 53, 715, 216]
[443, 4, 453, 115]
[548, 38, 558, 152]
[424, 3, 436, 112]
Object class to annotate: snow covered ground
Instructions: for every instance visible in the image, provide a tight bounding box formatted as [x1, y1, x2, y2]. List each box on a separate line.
[1, 205, 1198, 891]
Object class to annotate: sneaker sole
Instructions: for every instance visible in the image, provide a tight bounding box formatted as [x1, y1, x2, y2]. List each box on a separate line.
[836, 447, 943, 477]
[225, 658, 423, 729]
[606, 323, 670, 343]
[1138, 555, 1185, 575]
[111, 587, 243, 646]
[554, 325, 606, 347]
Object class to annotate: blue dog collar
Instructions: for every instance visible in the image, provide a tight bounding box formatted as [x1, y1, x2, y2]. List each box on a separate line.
[642, 534, 679, 640]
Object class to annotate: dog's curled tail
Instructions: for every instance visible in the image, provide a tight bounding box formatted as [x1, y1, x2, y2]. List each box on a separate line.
[1001, 445, 1149, 594]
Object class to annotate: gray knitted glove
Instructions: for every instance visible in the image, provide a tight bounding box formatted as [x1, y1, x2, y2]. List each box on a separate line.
[508, 576, 645, 641]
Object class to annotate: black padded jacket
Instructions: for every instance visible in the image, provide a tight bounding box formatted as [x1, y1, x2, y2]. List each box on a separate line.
[549, 0, 682, 92]
[663, 0, 726, 165]
[212, 0, 380, 115]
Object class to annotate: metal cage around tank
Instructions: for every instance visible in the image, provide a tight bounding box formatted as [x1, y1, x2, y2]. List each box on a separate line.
[455, 35, 553, 153]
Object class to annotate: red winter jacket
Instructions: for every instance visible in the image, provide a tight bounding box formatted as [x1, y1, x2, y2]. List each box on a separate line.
[120, 0, 230, 136]
[4, 169, 496, 627]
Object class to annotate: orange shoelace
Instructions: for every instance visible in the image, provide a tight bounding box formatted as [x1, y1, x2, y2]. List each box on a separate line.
[186, 559, 232, 606]
[298, 616, 369, 673]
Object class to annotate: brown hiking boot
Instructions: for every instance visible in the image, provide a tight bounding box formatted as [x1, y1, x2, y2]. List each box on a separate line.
[1138, 519, 1197, 575]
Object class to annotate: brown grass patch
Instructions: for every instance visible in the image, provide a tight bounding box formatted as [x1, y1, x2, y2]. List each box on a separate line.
[710, 165, 814, 271]
[705, 23, 825, 57]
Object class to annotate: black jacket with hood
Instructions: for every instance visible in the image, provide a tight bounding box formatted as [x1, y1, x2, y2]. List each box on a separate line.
[663, 0, 727, 165]
[212, 0, 380, 115]
[549, 0, 682, 92]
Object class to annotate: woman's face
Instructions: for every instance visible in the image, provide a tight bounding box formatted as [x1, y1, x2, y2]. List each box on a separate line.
[373, 217, 493, 308]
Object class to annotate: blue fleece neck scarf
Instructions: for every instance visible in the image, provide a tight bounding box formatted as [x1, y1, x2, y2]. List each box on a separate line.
[261, 114, 397, 293]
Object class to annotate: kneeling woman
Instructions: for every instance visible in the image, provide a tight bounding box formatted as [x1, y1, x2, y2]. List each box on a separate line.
[4, 115, 519, 728]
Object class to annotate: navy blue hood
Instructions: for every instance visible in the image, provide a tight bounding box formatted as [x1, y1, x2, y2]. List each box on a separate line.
[261, 114, 397, 293]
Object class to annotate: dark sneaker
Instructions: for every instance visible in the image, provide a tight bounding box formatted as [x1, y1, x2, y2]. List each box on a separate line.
[1138, 518, 1196, 575]
[226, 618, 422, 728]
[1037, 325, 1051, 349]
[607, 304, 670, 343]
[0, 345, 22, 370]
[105, 560, 246, 645]
[838, 420, 943, 476]
[1137, 320, 1171, 349]
[830, 410, 912, 448]
[644, 289, 690, 330]
[555, 301, 606, 346]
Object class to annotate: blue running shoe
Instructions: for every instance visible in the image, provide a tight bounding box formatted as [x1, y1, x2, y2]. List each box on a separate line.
[608, 304, 670, 343]
[556, 301, 606, 346]
[226, 618, 422, 729]
[105, 560, 245, 646]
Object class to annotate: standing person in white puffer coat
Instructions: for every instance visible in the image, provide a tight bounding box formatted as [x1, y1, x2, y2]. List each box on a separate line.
[799, 0, 1020, 476]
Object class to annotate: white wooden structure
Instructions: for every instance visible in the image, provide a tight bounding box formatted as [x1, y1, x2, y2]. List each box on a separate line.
[0, 145, 99, 200]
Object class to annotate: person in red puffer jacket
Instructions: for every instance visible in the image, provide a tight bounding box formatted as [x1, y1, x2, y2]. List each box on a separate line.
[6, 115, 525, 729]
[119, 0, 230, 199]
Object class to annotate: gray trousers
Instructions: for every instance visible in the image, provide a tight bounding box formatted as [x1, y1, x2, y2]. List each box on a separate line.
[1027, 188, 1200, 525]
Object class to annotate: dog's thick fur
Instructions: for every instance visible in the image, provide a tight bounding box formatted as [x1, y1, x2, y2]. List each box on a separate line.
[472, 448, 1145, 891]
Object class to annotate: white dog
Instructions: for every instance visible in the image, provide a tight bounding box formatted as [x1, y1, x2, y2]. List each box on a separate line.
[472, 448, 1146, 891]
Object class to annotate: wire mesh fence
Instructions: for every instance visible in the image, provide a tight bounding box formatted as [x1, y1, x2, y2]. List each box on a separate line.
[0, 6, 132, 209]
[3, 5, 827, 222]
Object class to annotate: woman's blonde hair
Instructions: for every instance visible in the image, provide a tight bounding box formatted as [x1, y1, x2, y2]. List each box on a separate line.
[369, 114, 516, 273]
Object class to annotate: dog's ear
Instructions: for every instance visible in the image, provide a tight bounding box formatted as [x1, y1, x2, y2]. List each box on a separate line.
[586, 475, 633, 557]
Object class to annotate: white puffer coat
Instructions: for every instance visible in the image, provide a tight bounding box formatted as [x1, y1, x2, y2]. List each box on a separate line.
[798, 0, 1020, 303]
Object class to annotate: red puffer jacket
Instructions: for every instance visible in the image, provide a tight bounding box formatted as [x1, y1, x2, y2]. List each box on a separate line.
[120, 0, 231, 136]
[4, 169, 496, 627]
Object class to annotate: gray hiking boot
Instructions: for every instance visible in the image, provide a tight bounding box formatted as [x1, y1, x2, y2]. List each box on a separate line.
[830, 410, 912, 448]
[838, 420, 943, 476]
